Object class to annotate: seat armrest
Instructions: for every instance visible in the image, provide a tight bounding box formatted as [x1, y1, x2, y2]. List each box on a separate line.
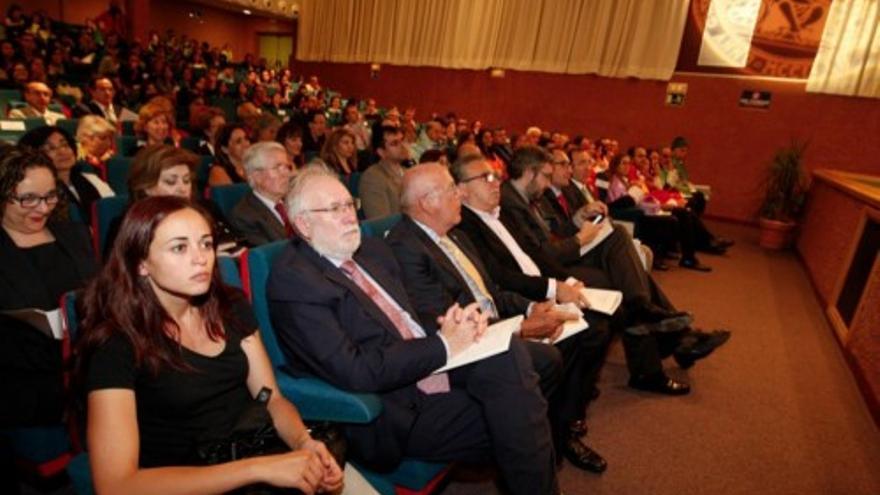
[275, 372, 382, 423]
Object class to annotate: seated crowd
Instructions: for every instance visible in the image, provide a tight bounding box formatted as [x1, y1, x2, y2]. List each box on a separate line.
[1, 5, 734, 495]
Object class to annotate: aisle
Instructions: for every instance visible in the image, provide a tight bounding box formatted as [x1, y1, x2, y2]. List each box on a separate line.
[445, 221, 880, 495]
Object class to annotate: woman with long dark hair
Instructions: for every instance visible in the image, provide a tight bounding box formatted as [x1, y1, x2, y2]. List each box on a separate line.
[76, 196, 343, 494]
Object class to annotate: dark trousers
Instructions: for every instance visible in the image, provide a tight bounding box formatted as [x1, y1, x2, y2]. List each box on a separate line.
[549, 314, 611, 431]
[403, 338, 560, 495]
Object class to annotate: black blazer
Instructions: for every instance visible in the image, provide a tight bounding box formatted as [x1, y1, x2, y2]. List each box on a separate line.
[385, 215, 531, 330]
[266, 236, 447, 469]
[229, 191, 287, 247]
[455, 206, 551, 302]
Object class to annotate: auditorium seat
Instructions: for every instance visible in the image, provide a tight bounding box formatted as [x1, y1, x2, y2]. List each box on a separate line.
[239, 242, 451, 495]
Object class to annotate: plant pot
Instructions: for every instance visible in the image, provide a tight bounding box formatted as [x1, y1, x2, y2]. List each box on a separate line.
[758, 217, 797, 249]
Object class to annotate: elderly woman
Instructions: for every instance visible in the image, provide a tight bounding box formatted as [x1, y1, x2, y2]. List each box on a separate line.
[208, 123, 251, 186]
[0, 147, 97, 429]
[18, 126, 114, 224]
[76, 115, 117, 172]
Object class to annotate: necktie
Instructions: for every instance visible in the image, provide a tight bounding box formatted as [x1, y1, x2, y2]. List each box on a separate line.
[437, 236, 498, 319]
[556, 192, 571, 217]
[340, 260, 450, 394]
[274, 201, 294, 237]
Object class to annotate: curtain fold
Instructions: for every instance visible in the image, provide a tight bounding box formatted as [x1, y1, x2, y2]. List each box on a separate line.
[807, 0, 880, 98]
[296, 0, 688, 81]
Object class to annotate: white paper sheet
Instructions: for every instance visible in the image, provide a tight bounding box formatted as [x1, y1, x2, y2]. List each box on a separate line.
[433, 315, 522, 373]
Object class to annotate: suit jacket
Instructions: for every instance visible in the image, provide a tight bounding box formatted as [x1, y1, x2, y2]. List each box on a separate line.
[86, 100, 119, 124]
[359, 160, 403, 220]
[500, 183, 611, 288]
[8, 105, 66, 125]
[229, 191, 286, 247]
[456, 206, 551, 302]
[267, 236, 447, 468]
[539, 188, 579, 238]
[385, 215, 531, 330]
[563, 182, 590, 212]
[500, 182, 582, 275]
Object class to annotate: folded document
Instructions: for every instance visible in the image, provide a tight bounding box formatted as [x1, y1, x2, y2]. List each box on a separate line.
[434, 315, 523, 373]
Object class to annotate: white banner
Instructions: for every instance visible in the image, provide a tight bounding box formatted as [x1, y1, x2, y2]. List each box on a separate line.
[698, 0, 762, 67]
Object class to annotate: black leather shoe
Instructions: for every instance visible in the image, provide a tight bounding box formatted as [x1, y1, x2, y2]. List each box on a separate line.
[636, 301, 689, 323]
[699, 244, 728, 255]
[628, 373, 691, 395]
[652, 260, 670, 271]
[664, 250, 681, 260]
[561, 436, 607, 473]
[569, 420, 588, 436]
[714, 237, 735, 249]
[674, 330, 731, 368]
[679, 258, 712, 272]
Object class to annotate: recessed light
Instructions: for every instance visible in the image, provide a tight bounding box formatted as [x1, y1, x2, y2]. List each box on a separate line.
[243, 9, 252, 15]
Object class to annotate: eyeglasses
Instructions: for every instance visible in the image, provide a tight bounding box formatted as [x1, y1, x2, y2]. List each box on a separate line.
[460, 171, 500, 184]
[305, 199, 360, 216]
[9, 190, 60, 209]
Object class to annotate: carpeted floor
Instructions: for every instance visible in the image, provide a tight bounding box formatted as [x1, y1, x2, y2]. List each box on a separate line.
[443, 221, 880, 495]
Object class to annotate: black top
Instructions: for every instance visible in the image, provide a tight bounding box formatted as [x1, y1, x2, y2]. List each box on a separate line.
[20, 242, 82, 306]
[85, 295, 259, 467]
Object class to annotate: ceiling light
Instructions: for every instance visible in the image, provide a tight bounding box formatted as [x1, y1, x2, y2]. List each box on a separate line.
[243, 9, 252, 15]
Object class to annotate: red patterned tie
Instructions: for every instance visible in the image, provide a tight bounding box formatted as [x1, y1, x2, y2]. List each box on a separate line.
[557, 192, 571, 217]
[274, 201, 294, 237]
[340, 260, 450, 394]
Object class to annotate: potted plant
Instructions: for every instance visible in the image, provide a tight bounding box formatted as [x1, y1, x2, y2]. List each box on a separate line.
[758, 140, 809, 249]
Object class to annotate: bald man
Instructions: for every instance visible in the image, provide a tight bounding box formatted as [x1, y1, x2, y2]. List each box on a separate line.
[385, 163, 609, 473]
[8, 82, 66, 125]
[267, 167, 562, 494]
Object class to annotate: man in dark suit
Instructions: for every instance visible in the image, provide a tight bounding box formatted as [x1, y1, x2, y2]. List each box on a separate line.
[500, 146, 730, 395]
[86, 77, 119, 126]
[268, 167, 562, 495]
[385, 162, 610, 473]
[229, 142, 294, 246]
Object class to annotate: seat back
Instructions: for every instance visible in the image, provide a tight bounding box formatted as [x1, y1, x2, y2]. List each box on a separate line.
[196, 155, 214, 196]
[239, 241, 289, 366]
[209, 183, 251, 219]
[360, 214, 402, 239]
[217, 256, 243, 288]
[57, 118, 79, 137]
[106, 156, 133, 195]
[115, 135, 138, 156]
[92, 195, 128, 258]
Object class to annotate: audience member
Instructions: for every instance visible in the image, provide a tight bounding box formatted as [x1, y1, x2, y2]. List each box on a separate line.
[18, 126, 114, 223]
[133, 100, 173, 154]
[8, 81, 65, 124]
[320, 127, 358, 177]
[359, 125, 407, 219]
[84, 76, 119, 125]
[267, 167, 561, 494]
[0, 147, 97, 428]
[229, 142, 294, 246]
[276, 120, 305, 169]
[75, 196, 343, 494]
[301, 110, 327, 156]
[500, 146, 730, 394]
[209, 123, 251, 186]
[386, 162, 610, 473]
